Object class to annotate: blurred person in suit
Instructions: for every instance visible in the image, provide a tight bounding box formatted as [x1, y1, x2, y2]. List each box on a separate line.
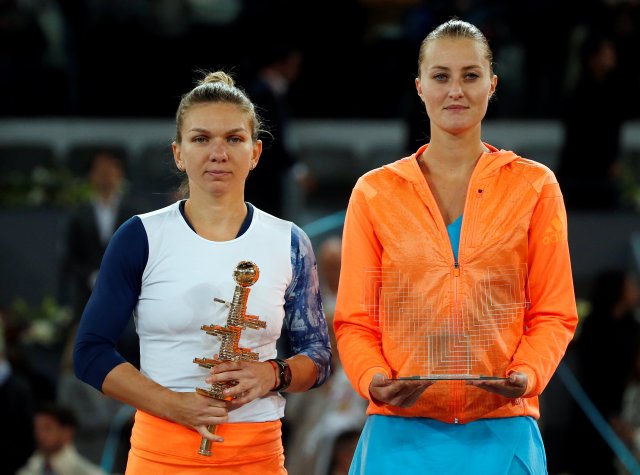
[62, 150, 139, 324]
[557, 34, 634, 210]
[244, 43, 313, 219]
[62, 149, 141, 371]
[17, 402, 105, 475]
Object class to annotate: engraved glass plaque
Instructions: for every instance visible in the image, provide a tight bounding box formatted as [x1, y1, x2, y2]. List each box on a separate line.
[362, 264, 530, 381]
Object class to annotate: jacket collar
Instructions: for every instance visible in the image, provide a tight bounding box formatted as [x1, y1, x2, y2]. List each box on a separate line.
[385, 142, 519, 183]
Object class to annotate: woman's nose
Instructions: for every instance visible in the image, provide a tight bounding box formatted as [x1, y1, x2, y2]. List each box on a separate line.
[448, 80, 464, 98]
[209, 140, 228, 161]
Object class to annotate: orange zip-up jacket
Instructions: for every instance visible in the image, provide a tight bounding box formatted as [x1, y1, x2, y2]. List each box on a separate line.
[334, 143, 578, 424]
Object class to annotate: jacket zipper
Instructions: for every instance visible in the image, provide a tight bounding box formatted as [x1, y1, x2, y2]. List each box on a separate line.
[451, 156, 485, 424]
[452, 260, 461, 423]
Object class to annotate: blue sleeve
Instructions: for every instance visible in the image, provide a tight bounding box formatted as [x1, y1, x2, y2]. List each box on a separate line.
[284, 224, 332, 387]
[73, 216, 148, 392]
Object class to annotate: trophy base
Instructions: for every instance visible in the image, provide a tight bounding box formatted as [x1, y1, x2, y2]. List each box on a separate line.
[392, 374, 509, 381]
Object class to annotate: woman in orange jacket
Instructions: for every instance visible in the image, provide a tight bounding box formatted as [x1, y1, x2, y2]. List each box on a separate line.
[333, 18, 578, 474]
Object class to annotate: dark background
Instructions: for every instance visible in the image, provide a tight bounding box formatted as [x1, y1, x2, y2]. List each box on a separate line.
[2, 0, 639, 121]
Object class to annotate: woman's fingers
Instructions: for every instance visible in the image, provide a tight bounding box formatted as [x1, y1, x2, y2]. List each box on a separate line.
[369, 373, 434, 407]
[466, 372, 527, 398]
[203, 360, 274, 406]
[195, 423, 224, 442]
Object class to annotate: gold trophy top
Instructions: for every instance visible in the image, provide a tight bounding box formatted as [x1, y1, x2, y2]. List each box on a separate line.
[233, 261, 259, 287]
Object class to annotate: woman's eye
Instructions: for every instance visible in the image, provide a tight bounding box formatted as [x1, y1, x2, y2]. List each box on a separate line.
[228, 136, 242, 143]
[193, 136, 207, 143]
[465, 73, 479, 80]
[433, 74, 447, 81]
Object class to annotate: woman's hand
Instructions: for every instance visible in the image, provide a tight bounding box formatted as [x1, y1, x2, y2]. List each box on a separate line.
[369, 373, 434, 408]
[206, 360, 276, 409]
[465, 372, 528, 399]
[169, 391, 230, 442]
[101, 362, 230, 442]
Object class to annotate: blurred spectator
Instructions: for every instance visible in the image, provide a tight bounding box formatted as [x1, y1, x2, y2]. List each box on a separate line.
[616, 348, 640, 468]
[571, 269, 640, 474]
[61, 149, 141, 377]
[557, 33, 632, 210]
[327, 428, 361, 475]
[244, 42, 312, 219]
[1, 303, 57, 404]
[0, 321, 36, 475]
[17, 402, 105, 475]
[57, 323, 132, 469]
[284, 235, 366, 475]
[317, 235, 342, 320]
[62, 150, 140, 324]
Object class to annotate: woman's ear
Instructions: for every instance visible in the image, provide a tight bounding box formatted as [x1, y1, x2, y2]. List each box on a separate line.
[489, 74, 498, 98]
[172, 141, 184, 171]
[250, 140, 263, 170]
[415, 77, 425, 102]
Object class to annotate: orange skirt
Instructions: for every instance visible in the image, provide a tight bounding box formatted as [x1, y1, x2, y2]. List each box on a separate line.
[125, 410, 286, 474]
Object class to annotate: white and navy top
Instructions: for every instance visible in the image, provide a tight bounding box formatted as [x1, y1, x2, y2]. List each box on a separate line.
[74, 201, 332, 423]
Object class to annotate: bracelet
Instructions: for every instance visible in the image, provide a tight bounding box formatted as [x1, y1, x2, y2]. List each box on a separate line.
[267, 360, 280, 391]
[266, 358, 292, 392]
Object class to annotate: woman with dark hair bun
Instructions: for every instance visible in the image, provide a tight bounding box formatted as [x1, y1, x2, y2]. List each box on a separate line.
[73, 70, 331, 474]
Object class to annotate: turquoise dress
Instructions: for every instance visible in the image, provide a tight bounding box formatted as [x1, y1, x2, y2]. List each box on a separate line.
[348, 216, 547, 475]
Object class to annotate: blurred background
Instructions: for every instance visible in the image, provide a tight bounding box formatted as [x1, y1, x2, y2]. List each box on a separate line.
[1, 1, 640, 474]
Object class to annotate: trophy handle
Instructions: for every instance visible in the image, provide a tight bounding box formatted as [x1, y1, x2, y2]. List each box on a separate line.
[198, 424, 216, 456]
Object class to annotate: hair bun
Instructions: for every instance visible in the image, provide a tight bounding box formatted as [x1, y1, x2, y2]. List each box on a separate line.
[200, 71, 235, 87]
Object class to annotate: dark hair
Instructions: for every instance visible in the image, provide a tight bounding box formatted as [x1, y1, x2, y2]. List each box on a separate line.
[418, 18, 494, 76]
[175, 70, 263, 144]
[37, 402, 77, 428]
[89, 149, 127, 174]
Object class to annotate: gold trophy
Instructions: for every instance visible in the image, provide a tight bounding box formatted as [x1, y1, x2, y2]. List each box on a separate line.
[193, 261, 266, 456]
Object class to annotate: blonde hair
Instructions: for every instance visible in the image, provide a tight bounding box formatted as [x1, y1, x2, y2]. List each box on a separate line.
[418, 19, 494, 76]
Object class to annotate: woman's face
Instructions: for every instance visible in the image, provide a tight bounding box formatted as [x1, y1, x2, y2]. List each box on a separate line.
[416, 38, 497, 136]
[173, 102, 261, 199]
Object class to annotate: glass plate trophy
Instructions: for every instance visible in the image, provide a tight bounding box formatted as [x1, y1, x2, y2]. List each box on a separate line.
[193, 261, 266, 456]
[362, 264, 530, 381]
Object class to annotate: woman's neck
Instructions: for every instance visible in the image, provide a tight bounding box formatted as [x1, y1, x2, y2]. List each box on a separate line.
[184, 193, 248, 242]
[423, 127, 488, 173]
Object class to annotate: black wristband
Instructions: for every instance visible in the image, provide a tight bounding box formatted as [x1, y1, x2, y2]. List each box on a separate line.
[267, 358, 292, 392]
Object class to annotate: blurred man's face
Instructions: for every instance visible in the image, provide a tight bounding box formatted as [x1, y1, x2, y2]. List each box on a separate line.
[320, 248, 341, 293]
[90, 153, 124, 194]
[34, 414, 72, 456]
